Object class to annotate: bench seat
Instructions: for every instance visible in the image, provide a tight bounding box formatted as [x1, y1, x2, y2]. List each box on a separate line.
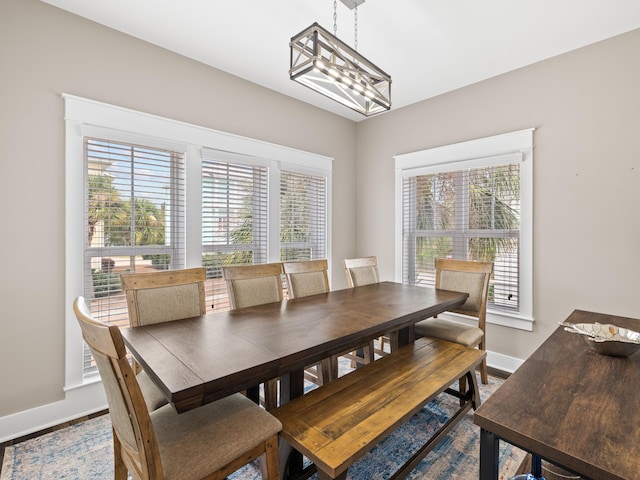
[271, 336, 486, 480]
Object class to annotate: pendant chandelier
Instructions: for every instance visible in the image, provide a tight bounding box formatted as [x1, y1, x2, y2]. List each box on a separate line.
[289, 0, 391, 117]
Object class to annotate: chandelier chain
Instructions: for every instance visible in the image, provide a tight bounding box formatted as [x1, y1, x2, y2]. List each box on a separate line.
[354, 4, 358, 51]
[333, 0, 338, 36]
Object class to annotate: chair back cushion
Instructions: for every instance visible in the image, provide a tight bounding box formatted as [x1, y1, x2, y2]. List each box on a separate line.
[439, 270, 486, 313]
[92, 347, 139, 451]
[121, 268, 206, 327]
[136, 283, 203, 324]
[288, 271, 329, 298]
[230, 276, 282, 309]
[349, 266, 379, 287]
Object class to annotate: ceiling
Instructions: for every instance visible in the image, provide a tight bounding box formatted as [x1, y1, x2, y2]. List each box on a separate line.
[42, 0, 640, 122]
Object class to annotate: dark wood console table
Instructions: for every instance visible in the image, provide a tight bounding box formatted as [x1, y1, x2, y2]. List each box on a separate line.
[474, 309, 640, 480]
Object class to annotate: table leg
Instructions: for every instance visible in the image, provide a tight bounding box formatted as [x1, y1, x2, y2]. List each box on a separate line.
[246, 385, 259, 404]
[531, 454, 543, 478]
[320, 356, 338, 382]
[279, 369, 305, 405]
[479, 428, 500, 480]
[391, 324, 416, 351]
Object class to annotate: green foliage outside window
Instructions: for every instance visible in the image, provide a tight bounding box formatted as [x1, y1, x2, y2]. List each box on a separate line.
[88, 175, 167, 248]
[413, 165, 519, 266]
[91, 269, 122, 298]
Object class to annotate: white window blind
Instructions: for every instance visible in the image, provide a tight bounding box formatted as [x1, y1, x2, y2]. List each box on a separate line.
[401, 161, 521, 312]
[201, 157, 269, 312]
[83, 137, 185, 375]
[280, 170, 327, 261]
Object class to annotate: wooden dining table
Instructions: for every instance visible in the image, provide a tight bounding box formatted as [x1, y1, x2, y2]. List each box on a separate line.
[121, 281, 468, 413]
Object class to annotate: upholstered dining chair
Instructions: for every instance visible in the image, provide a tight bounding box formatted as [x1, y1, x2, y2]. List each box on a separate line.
[120, 268, 207, 411]
[222, 263, 284, 410]
[343, 256, 386, 360]
[73, 296, 281, 480]
[414, 258, 493, 384]
[283, 259, 330, 300]
[283, 259, 334, 385]
[223, 263, 284, 310]
[343, 255, 381, 289]
[120, 267, 207, 328]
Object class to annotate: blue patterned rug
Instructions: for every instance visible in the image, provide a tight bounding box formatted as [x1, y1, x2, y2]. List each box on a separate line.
[1, 374, 524, 480]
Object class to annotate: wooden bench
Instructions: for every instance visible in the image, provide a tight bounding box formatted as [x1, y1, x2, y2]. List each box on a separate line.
[271, 336, 486, 480]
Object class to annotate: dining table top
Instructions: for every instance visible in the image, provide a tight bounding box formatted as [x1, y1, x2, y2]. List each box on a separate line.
[121, 281, 468, 413]
[474, 309, 640, 480]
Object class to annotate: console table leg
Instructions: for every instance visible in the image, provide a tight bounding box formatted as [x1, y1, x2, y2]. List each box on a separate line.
[479, 428, 500, 480]
[531, 454, 543, 479]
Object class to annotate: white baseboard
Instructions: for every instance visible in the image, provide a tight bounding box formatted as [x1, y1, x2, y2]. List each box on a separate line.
[487, 350, 524, 374]
[0, 381, 107, 444]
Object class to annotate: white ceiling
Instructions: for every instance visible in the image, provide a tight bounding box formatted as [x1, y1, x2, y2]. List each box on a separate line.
[42, 0, 640, 122]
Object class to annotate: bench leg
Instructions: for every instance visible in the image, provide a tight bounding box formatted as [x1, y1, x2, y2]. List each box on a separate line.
[455, 368, 481, 408]
[466, 368, 482, 409]
[458, 375, 467, 407]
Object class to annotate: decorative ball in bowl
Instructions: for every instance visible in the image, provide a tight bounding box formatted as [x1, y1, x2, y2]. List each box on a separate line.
[559, 322, 640, 357]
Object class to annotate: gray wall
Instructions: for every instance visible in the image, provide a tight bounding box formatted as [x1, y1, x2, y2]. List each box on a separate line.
[356, 28, 640, 360]
[0, 0, 357, 417]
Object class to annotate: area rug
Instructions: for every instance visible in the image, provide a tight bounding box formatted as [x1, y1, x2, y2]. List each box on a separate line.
[1, 375, 524, 480]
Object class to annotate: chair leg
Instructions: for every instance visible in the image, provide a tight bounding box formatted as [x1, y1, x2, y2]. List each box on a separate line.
[258, 435, 281, 480]
[374, 335, 389, 356]
[349, 353, 357, 369]
[304, 365, 320, 386]
[480, 357, 488, 385]
[112, 430, 128, 480]
[348, 341, 375, 368]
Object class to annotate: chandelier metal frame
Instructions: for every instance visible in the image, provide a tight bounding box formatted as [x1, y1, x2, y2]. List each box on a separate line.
[289, 11, 391, 116]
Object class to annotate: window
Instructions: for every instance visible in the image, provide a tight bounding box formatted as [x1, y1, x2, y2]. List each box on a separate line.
[65, 95, 332, 389]
[201, 155, 269, 312]
[201, 152, 329, 311]
[81, 138, 185, 374]
[395, 129, 534, 330]
[280, 170, 327, 261]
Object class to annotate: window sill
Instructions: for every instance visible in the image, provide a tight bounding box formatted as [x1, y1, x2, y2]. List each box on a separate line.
[487, 309, 534, 331]
[438, 309, 534, 332]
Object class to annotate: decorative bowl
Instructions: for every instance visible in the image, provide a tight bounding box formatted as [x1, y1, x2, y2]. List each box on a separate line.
[559, 322, 640, 357]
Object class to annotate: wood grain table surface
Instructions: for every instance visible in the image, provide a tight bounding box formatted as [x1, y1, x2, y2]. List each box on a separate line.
[474, 309, 640, 480]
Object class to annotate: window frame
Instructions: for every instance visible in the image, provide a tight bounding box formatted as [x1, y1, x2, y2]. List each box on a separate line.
[65, 94, 332, 393]
[394, 129, 534, 331]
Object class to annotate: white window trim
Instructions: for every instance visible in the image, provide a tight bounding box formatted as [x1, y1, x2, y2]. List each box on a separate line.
[393, 128, 534, 331]
[64, 94, 332, 395]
